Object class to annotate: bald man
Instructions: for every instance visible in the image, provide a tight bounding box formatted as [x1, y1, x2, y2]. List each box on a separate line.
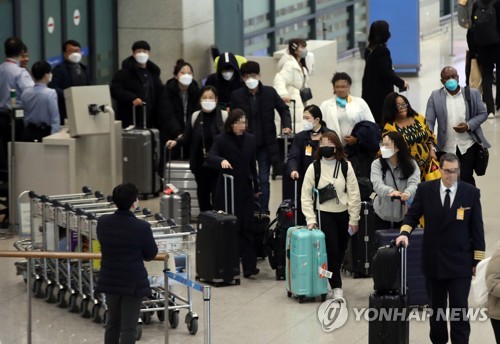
[425, 66, 490, 186]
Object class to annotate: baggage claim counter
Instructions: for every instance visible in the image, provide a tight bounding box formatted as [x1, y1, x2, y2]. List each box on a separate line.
[10, 86, 123, 222]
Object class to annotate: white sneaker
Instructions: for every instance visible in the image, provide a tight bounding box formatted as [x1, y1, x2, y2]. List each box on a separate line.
[488, 112, 495, 119]
[333, 288, 343, 299]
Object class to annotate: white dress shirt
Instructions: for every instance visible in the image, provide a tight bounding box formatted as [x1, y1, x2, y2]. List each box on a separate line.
[444, 89, 475, 154]
[440, 181, 457, 208]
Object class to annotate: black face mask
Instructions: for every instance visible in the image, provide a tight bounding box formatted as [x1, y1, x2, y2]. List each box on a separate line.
[319, 146, 336, 158]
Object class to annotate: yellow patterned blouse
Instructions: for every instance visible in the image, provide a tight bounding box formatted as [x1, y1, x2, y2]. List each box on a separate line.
[383, 113, 437, 180]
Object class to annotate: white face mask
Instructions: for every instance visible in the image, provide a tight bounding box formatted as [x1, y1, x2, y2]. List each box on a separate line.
[380, 146, 396, 159]
[68, 52, 82, 64]
[302, 120, 314, 131]
[245, 77, 259, 89]
[299, 48, 308, 59]
[201, 100, 217, 112]
[179, 73, 193, 86]
[134, 52, 149, 65]
[222, 71, 234, 81]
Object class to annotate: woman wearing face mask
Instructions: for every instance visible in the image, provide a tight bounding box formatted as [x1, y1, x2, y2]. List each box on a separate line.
[158, 59, 200, 160]
[370, 132, 420, 230]
[287, 105, 333, 224]
[166, 86, 227, 211]
[205, 52, 244, 110]
[206, 109, 260, 278]
[301, 131, 361, 300]
[382, 92, 437, 180]
[273, 38, 310, 131]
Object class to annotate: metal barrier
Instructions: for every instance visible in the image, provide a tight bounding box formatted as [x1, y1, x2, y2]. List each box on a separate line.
[0, 251, 212, 344]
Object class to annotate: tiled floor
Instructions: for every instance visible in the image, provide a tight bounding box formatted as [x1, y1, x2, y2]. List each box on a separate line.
[1, 24, 499, 344]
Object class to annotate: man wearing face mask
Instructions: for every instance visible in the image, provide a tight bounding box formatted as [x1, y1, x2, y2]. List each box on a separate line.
[205, 52, 244, 110]
[21, 61, 60, 142]
[230, 61, 292, 213]
[111, 41, 163, 128]
[49, 40, 92, 124]
[396, 153, 485, 344]
[426, 66, 490, 186]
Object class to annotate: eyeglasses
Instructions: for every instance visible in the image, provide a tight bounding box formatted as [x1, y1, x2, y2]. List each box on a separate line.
[441, 168, 459, 174]
[395, 103, 408, 110]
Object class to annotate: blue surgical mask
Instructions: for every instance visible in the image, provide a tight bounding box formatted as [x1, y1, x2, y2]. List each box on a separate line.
[336, 97, 347, 108]
[444, 79, 458, 92]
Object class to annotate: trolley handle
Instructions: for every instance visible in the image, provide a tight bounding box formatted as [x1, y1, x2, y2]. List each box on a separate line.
[312, 188, 321, 230]
[223, 174, 235, 214]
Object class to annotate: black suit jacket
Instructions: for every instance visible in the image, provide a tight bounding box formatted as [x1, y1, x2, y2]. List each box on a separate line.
[401, 180, 485, 279]
[96, 209, 158, 297]
[48, 60, 92, 122]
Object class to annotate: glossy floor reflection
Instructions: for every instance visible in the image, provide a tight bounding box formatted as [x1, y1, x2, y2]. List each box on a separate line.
[1, 24, 499, 344]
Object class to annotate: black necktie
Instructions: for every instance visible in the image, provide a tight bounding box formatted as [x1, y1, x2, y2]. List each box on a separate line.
[444, 188, 451, 209]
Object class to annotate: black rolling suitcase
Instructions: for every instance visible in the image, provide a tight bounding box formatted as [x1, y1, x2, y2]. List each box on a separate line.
[254, 203, 270, 259]
[196, 174, 240, 286]
[369, 244, 409, 344]
[343, 200, 376, 278]
[122, 105, 161, 198]
[267, 180, 297, 280]
[272, 99, 296, 185]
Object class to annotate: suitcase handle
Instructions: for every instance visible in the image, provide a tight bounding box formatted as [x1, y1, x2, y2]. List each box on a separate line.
[312, 188, 321, 230]
[132, 103, 147, 129]
[294, 179, 298, 226]
[290, 99, 296, 135]
[223, 174, 235, 214]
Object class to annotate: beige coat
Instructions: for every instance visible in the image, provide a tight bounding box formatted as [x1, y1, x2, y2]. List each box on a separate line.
[486, 243, 500, 320]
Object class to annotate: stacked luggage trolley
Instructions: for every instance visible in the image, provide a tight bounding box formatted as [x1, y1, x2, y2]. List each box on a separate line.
[12, 186, 211, 342]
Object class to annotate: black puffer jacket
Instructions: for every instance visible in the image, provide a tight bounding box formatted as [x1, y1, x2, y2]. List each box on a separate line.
[110, 56, 163, 128]
[158, 78, 200, 145]
[96, 210, 158, 297]
[205, 52, 244, 108]
[230, 83, 291, 164]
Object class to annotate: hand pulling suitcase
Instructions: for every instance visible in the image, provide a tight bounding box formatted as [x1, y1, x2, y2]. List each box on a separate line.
[369, 244, 409, 344]
[196, 174, 240, 286]
[254, 202, 270, 259]
[122, 105, 161, 197]
[160, 147, 192, 230]
[285, 188, 328, 302]
[342, 200, 376, 278]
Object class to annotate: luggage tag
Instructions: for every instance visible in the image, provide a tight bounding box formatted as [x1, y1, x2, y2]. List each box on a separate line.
[318, 266, 333, 279]
[456, 207, 469, 220]
[305, 145, 312, 156]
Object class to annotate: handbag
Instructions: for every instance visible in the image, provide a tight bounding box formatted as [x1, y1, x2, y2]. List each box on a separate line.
[299, 70, 312, 103]
[317, 183, 338, 204]
[469, 257, 491, 308]
[464, 86, 489, 176]
[424, 158, 441, 181]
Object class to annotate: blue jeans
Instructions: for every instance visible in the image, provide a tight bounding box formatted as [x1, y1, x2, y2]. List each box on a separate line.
[256, 147, 270, 212]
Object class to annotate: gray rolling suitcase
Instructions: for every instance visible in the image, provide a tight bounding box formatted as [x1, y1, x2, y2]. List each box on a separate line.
[160, 147, 192, 230]
[164, 158, 199, 218]
[122, 105, 161, 197]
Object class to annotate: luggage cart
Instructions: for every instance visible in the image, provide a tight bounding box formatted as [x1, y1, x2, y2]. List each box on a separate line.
[140, 228, 200, 335]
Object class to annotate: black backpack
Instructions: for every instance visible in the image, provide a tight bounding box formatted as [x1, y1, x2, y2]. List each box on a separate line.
[473, 0, 500, 46]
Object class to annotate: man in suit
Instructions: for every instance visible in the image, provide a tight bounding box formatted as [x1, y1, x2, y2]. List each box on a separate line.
[396, 153, 486, 344]
[49, 40, 92, 124]
[96, 183, 158, 343]
[426, 66, 490, 186]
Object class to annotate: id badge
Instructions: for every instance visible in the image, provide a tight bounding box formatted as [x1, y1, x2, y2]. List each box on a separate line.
[305, 145, 312, 156]
[456, 207, 464, 220]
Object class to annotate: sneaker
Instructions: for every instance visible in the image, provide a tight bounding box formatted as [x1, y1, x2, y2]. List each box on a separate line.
[488, 112, 495, 119]
[333, 288, 343, 299]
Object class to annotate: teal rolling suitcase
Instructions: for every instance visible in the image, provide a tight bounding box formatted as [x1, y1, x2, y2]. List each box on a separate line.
[285, 226, 329, 302]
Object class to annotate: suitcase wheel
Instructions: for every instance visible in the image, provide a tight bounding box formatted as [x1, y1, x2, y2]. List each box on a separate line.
[320, 294, 327, 302]
[234, 279, 241, 286]
[297, 295, 305, 303]
[287, 291, 292, 298]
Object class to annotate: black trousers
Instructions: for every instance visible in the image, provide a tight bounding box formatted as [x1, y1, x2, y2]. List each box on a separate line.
[492, 318, 500, 343]
[23, 123, 51, 142]
[319, 210, 350, 289]
[374, 214, 403, 231]
[425, 276, 471, 344]
[477, 43, 500, 113]
[193, 165, 218, 212]
[456, 143, 480, 186]
[105, 293, 142, 344]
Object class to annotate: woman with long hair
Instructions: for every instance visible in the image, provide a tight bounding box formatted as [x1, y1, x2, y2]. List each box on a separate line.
[370, 131, 420, 229]
[381, 92, 437, 180]
[301, 131, 361, 300]
[362, 20, 409, 125]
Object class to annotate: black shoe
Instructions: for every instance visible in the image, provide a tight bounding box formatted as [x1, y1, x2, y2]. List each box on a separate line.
[243, 268, 260, 278]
